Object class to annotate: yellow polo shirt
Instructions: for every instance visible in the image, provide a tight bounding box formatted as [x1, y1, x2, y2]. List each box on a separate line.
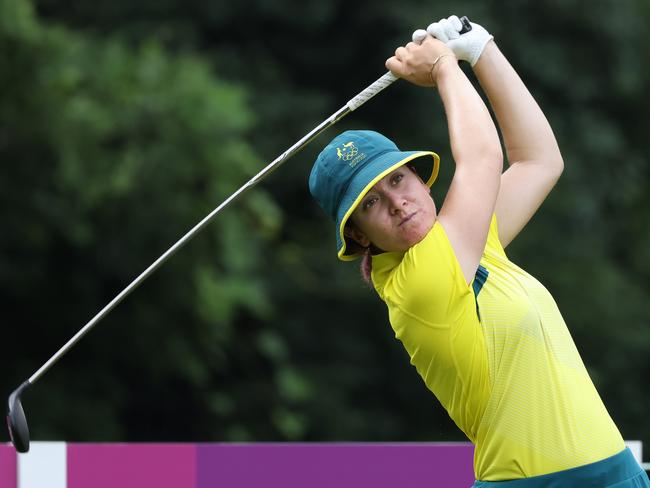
[371, 215, 624, 481]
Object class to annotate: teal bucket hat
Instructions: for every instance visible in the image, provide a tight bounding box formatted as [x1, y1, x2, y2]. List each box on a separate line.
[309, 130, 440, 261]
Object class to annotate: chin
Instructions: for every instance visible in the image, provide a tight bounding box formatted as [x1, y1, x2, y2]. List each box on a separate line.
[400, 225, 431, 250]
[413, 217, 435, 241]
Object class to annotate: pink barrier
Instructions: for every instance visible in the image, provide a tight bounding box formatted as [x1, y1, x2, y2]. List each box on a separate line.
[0, 445, 17, 488]
[68, 444, 196, 488]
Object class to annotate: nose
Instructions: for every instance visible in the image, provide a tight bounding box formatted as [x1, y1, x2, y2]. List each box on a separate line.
[387, 192, 407, 215]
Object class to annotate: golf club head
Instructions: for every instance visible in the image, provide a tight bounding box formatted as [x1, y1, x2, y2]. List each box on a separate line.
[7, 381, 31, 453]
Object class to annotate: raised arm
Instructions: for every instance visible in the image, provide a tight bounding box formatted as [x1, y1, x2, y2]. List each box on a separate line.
[386, 37, 503, 283]
[422, 16, 564, 247]
[473, 42, 564, 247]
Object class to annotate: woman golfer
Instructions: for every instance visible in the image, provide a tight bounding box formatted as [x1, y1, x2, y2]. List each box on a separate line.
[309, 16, 650, 487]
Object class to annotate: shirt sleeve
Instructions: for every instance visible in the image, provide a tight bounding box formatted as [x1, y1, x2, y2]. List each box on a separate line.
[384, 220, 476, 326]
[378, 221, 490, 437]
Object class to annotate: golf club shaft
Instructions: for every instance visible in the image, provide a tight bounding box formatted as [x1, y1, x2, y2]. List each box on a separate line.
[27, 71, 400, 386]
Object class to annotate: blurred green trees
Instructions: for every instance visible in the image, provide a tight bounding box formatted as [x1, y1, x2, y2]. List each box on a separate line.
[1, 0, 281, 440]
[1, 0, 648, 447]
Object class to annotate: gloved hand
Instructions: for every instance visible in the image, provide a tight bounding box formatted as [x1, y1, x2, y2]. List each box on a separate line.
[412, 15, 493, 67]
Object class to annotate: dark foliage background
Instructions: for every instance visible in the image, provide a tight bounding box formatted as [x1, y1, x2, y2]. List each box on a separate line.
[1, 0, 648, 447]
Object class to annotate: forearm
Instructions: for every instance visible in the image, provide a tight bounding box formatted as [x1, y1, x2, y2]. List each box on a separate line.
[433, 59, 502, 281]
[436, 59, 503, 173]
[473, 42, 563, 171]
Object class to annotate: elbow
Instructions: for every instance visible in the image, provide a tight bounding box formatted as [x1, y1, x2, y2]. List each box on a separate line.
[456, 144, 504, 175]
[517, 153, 564, 181]
[549, 155, 564, 182]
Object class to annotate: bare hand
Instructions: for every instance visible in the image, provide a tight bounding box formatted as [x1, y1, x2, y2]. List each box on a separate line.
[385, 36, 457, 87]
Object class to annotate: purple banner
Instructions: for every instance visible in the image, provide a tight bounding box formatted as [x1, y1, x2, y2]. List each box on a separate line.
[197, 443, 474, 488]
[0, 445, 17, 488]
[67, 443, 196, 488]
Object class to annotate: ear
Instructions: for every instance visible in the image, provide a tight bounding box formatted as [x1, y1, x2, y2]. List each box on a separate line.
[406, 163, 425, 183]
[344, 224, 371, 248]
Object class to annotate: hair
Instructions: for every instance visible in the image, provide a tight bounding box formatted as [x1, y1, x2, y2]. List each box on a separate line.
[360, 247, 373, 285]
[344, 222, 374, 285]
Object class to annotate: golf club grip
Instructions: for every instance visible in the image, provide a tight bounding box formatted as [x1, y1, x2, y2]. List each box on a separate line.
[459, 16, 472, 34]
[346, 72, 398, 111]
[346, 16, 472, 112]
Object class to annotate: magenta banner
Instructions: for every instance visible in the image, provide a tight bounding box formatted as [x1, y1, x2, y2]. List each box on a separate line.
[67, 443, 196, 488]
[0, 445, 17, 488]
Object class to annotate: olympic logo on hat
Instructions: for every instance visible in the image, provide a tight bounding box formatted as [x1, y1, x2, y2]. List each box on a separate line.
[336, 142, 358, 162]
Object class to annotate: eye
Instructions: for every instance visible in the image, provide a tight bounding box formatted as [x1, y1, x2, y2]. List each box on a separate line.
[391, 173, 403, 185]
[362, 196, 378, 210]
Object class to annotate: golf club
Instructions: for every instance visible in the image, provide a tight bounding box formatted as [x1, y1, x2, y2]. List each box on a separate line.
[6, 17, 472, 453]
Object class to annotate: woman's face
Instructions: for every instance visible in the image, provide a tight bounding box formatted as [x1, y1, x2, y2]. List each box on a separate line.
[346, 165, 437, 253]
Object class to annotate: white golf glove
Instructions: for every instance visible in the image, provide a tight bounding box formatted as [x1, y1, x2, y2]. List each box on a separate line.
[412, 15, 493, 67]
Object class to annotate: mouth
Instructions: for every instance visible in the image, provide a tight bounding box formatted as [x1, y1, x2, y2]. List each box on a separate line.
[398, 211, 417, 226]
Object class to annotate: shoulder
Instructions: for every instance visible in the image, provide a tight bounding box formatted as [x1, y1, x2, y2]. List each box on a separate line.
[372, 221, 475, 324]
